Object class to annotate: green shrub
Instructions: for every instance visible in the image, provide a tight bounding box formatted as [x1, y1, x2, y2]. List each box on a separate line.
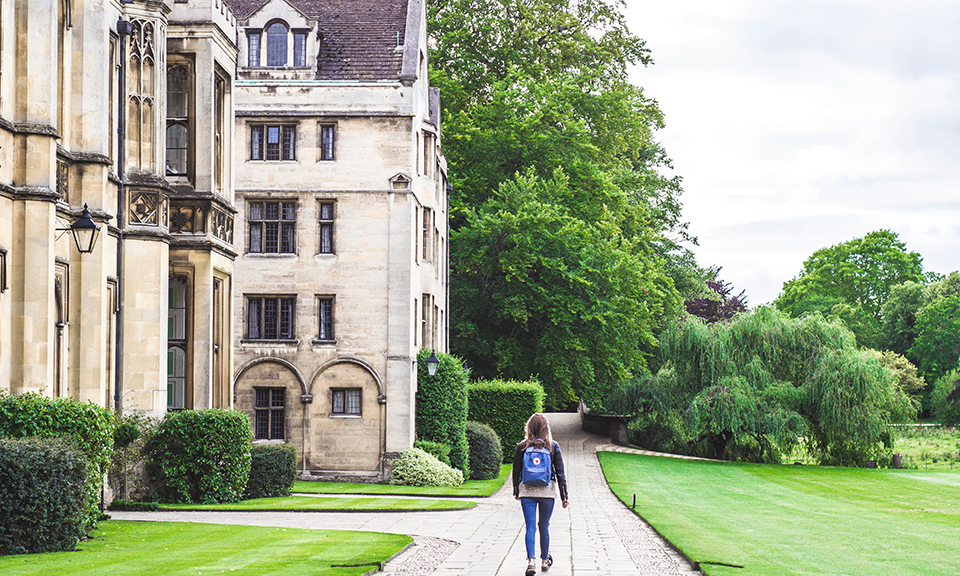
[467, 379, 545, 461]
[0, 438, 88, 554]
[416, 349, 470, 478]
[389, 447, 464, 487]
[108, 412, 159, 503]
[931, 368, 960, 426]
[466, 421, 502, 480]
[0, 392, 114, 532]
[244, 444, 297, 499]
[413, 440, 451, 466]
[145, 409, 252, 504]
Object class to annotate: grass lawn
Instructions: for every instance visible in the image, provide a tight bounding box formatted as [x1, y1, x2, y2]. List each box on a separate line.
[160, 495, 474, 511]
[293, 464, 511, 497]
[0, 520, 411, 576]
[599, 451, 960, 576]
[893, 425, 960, 470]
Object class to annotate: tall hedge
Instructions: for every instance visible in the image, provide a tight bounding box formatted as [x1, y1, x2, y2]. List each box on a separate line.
[244, 444, 297, 499]
[0, 438, 89, 555]
[416, 349, 470, 478]
[145, 409, 252, 504]
[467, 379, 545, 462]
[0, 392, 114, 532]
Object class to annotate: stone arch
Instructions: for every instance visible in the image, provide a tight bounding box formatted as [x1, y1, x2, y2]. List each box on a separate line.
[235, 356, 307, 396]
[308, 356, 384, 400]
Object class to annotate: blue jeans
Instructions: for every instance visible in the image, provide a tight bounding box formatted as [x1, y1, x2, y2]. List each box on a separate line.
[520, 497, 555, 560]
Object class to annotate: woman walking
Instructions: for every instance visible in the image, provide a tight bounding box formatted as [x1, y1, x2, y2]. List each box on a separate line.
[513, 413, 569, 575]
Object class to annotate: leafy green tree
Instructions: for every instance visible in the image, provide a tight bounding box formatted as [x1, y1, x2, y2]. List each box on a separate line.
[451, 170, 678, 409]
[776, 230, 925, 319]
[827, 303, 880, 350]
[606, 307, 915, 466]
[431, 0, 693, 402]
[879, 281, 924, 357]
[863, 349, 926, 399]
[930, 369, 960, 426]
[910, 295, 960, 384]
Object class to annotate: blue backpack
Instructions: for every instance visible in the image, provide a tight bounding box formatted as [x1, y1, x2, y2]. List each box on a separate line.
[522, 439, 552, 486]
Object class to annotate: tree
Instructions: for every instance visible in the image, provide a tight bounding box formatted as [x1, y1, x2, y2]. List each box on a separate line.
[451, 170, 678, 409]
[606, 307, 915, 466]
[909, 295, 960, 384]
[431, 0, 694, 403]
[684, 269, 747, 323]
[863, 349, 926, 399]
[879, 280, 924, 357]
[775, 230, 926, 347]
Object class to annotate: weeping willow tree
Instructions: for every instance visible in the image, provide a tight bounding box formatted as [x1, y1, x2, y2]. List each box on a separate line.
[606, 307, 916, 465]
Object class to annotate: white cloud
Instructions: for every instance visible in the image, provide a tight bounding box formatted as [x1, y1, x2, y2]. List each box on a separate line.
[625, 0, 960, 304]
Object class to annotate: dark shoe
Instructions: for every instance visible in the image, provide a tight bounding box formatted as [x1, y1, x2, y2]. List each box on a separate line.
[542, 555, 553, 572]
[525, 562, 536, 576]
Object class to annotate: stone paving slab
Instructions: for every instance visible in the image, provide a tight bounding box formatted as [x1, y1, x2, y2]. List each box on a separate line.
[111, 413, 702, 575]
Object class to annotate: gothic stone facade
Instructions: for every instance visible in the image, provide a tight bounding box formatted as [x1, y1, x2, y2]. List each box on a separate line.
[227, 0, 448, 480]
[0, 0, 238, 416]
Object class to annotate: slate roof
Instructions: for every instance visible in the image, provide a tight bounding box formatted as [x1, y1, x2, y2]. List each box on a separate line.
[226, 0, 408, 81]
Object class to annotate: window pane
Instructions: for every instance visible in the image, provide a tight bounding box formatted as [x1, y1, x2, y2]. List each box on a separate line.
[267, 22, 287, 66]
[282, 202, 296, 221]
[251, 126, 263, 160]
[282, 126, 296, 160]
[320, 202, 334, 221]
[248, 32, 261, 67]
[255, 410, 268, 439]
[256, 388, 269, 408]
[167, 66, 189, 118]
[168, 277, 187, 340]
[294, 32, 306, 67]
[319, 223, 333, 254]
[266, 126, 280, 160]
[280, 298, 294, 339]
[319, 298, 333, 339]
[265, 222, 278, 253]
[271, 388, 285, 407]
[346, 389, 361, 414]
[264, 298, 278, 339]
[249, 224, 262, 253]
[281, 223, 294, 253]
[270, 409, 284, 439]
[166, 124, 188, 175]
[250, 202, 263, 221]
[264, 202, 279, 220]
[247, 299, 261, 339]
[321, 125, 334, 160]
[332, 390, 344, 414]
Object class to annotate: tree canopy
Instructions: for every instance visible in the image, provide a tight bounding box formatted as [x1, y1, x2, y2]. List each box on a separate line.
[431, 0, 693, 406]
[606, 307, 916, 466]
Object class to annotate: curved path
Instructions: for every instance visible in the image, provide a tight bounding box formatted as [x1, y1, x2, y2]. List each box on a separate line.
[112, 413, 700, 575]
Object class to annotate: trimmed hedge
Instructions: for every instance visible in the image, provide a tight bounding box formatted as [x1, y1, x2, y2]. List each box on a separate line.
[0, 392, 114, 532]
[413, 440, 451, 466]
[467, 379, 545, 462]
[466, 421, 502, 480]
[0, 438, 88, 555]
[145, 409, 252, 504]
[416, 349, 470, 478]
[389, 447, 464, 487]
[244, 444, 297, 499]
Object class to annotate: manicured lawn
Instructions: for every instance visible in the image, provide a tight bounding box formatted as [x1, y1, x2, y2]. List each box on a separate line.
[160, 495, 474, 511]
[599, 451, 960, 576]
[0, 520, 411, 576]
[293, 464, 511, 497]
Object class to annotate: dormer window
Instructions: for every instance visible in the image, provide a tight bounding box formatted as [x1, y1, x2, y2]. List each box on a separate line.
[246, 22, 310, 68]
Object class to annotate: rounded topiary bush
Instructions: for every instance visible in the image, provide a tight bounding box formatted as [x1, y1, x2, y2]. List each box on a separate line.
[466, 421, 502, 480]
[244, 444, 297, 499]
[389, 447, 464, 487]
[413, 440, 451, 466]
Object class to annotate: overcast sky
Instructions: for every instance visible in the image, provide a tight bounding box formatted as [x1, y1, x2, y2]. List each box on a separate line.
[624, 0, 960, 304]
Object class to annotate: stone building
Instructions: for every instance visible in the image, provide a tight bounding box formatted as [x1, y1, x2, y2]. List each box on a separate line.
[1, 0, 444, 481]
[0, 0, 239, 415]
[226, 0, 449, 480]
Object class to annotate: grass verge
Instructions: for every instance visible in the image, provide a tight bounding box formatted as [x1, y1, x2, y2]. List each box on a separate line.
[160, 495, 474, 511]
[599, 451, 960, 576]
[0, 520, 411, 576]
[293, 464, 511, 497]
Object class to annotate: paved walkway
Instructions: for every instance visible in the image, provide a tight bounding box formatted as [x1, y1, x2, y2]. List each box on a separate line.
[111, 413, 701, 575]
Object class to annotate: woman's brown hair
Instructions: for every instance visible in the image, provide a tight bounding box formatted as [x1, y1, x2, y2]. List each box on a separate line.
[523, 413, 554, 453]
